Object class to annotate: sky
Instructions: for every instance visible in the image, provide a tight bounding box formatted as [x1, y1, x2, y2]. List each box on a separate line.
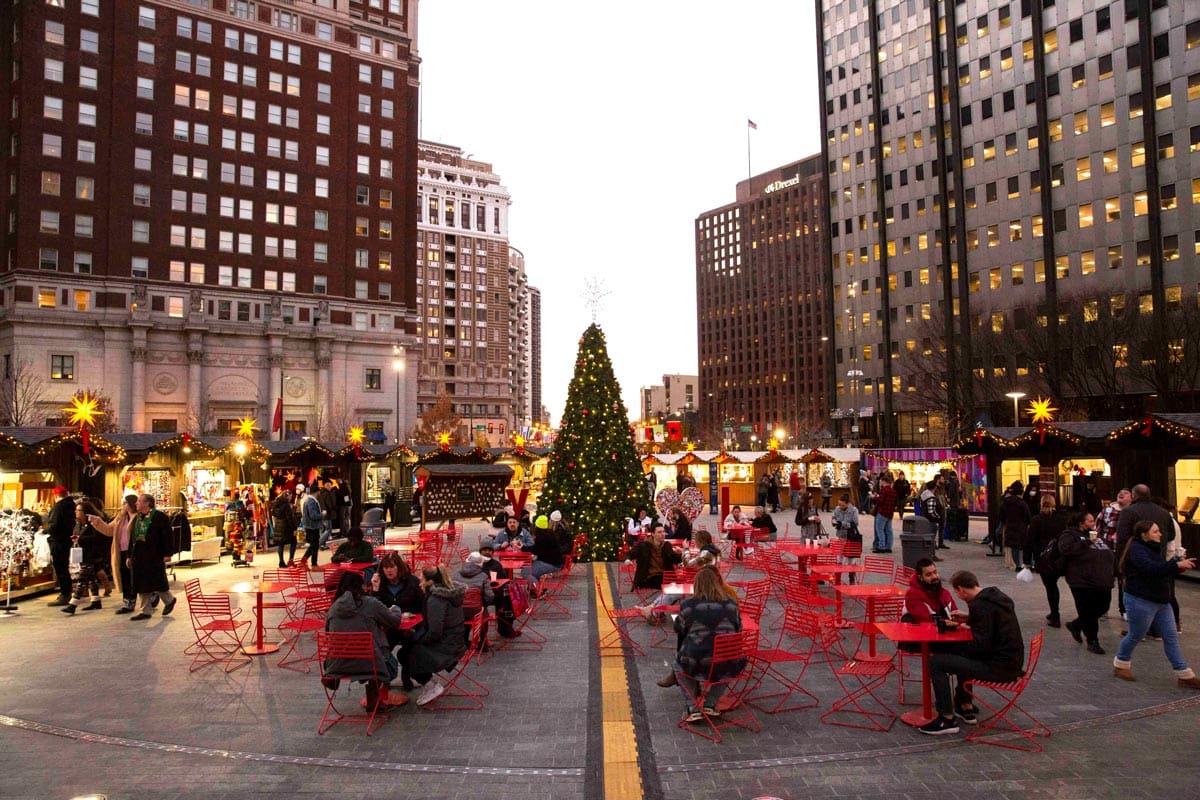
[418, 1, 823, 424]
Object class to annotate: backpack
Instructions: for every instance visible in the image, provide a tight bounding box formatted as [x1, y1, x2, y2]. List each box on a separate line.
[1037, 535, 1068, 578]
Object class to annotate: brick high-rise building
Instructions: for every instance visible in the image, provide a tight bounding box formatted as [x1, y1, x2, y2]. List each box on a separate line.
[0, 1, 421, 439]
[695, 156, 832, 448]
[415, 142, 537, 446]
[818, 0, 1200, 445]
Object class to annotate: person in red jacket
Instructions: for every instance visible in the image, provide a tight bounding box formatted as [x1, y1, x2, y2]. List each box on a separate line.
[872, 475, 898, 553]
[904, 559, 958, 623]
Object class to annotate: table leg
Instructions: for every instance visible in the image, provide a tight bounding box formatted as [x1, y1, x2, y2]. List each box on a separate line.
[899, 642, 935, 726]
[834, 574, 852, 629]
[243, 589, 280, 655]
[866, 598, 877, 658]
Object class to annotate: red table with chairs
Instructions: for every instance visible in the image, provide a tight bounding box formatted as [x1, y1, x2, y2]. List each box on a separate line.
[874, 621, 973, 726]
[220, 581, 292, 655]
[833, 583, 906, 657]
[807, 563, 867, 625]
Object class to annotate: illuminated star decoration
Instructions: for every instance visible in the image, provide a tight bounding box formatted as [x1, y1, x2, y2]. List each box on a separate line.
[348, 426, 365, 458]
[686, 442, 695, 452]
[437, 431, 452, 452]
[1026, 397, 1057, 445]
[235, 417, 258, 439]
[768, 437, 780, 452]
[64, 392, 103, 455]
[513, 433, 526, 454]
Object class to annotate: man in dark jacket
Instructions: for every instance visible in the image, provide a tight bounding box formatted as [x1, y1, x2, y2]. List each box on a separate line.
[45, 486, 76, 605]
[272, 489, 299, 568]
[317, 479, 337, 548]
[920, 570, 1024, 735]
[129, 493, 177, 620]
[1114, 484, 1174, 559]
[626, 524, 682, 590]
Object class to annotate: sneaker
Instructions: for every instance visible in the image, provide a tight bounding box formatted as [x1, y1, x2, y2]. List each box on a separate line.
[683, 710, 705, 724]
[702, 704, 722, 718]
[954, 706, 978, 725]
[161, 597, 178, 616]
[918, 716, 960, 736]
[115, 605, 134, 615]
[416, 681, 445, 707]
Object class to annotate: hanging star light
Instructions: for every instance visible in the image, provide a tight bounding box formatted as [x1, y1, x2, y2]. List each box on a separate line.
[64, 392, 103, 454]
[1026, 397, 1057, 446]
[437, 431, 452, 452]
[348, 426, 365, 458]
[235, 417, 258, 439]
[768, 436, 780, 452]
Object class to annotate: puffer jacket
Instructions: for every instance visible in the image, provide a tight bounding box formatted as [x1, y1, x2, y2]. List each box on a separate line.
[455, 562, 496, 607]
[1058, 530, 1115, 590]
[324, 591, 403, 681]
[673, 595, 746, 681]
[410, 583, 467, 675]
[962, 587, 1024, 678]
[1122, 536, 1183, 604]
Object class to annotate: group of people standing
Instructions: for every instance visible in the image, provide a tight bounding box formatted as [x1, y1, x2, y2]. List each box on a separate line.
[269, 478, 352, 569]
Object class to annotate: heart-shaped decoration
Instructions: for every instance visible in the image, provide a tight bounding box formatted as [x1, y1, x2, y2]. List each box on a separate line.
[678, 487, 705, 522]
[653, 487, 679, 519]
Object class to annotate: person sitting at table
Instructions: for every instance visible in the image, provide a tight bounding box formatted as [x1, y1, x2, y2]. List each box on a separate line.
[325, 570, 407, 710]
[370, 552, 423, 690]
[626, 507, 654, 547]
[636, 528, 722, 623]
[550, 510, 574, 555]
[455, 551, 497, 641]
[672, 566, 746, 723]
[920, 570, 1024, 736]
[723, 505, 750, 559]
[478, 538, 521, 639]
[750, 505, 777, 542]
[524, 515, 564, 591]
[331, 527, 374, 565]
[665, 507, 692, 544]
[904, 558, 958, 624]
[409, 566, 467, 707]
[495, 515, 533, 550]
[625, 523, 683, 593]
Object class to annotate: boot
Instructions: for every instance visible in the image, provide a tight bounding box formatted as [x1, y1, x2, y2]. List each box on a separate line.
[87, 600, 102, 611]
[657, 671, 678, 688]
[363, 680, 381, 710]
[1113, 666, 1136, 682]
[61, 603, 77, 615]
[1046, 614, 1061, 628]
[1179, 677, 1200, 689]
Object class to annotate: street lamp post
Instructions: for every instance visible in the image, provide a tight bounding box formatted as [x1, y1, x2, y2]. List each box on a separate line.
[1006, 391, 1026, 427]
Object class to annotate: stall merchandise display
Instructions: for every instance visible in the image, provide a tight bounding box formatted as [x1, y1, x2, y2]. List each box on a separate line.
[122, 468, 172, 509]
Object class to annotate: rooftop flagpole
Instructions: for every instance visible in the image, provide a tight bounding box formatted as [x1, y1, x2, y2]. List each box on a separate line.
[746, 118, 757, 183]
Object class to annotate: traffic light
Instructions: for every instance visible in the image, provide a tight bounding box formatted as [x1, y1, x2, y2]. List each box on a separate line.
[499, 423, 505, 434]
[753, 423, 760, 434]
[487, 422, 494, 433]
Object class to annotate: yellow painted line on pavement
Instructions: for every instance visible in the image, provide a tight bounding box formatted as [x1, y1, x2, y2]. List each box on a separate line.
[594, 570, 643, 800]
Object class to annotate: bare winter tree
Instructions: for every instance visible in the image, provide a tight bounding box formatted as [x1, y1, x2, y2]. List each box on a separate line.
[49, 388, 121, 433]
[410, 393, 462, 445]
[312, 400, 356, 441]
[0, 358, 50, 426]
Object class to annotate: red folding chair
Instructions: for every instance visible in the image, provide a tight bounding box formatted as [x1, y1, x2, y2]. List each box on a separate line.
[863, 556, 896, 583]
[278, 591, 334, 673]
[595, 576, 645, 657]
[818, 605, 896, 734]
[647, 568, 694, 648]
[675, 630, 761, 743]
[187, 594, 252, 673]
[744, 606, 821, 714]
[532, 567, 571, 620]
[183, 578, 240, 655]
[894, 565, 916, 586]
[315, 630, 391, 736]
[495, 575, 546, 652]
[421, 613, 490, 711]
[963, 631, 1050, 752]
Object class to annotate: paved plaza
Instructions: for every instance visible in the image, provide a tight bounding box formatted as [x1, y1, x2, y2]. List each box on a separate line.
[1, 511, 1198, 800]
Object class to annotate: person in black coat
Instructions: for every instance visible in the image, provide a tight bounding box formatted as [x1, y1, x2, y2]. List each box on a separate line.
[61, 499, 111, 614]
[1028, 495, 1069, 627]
[666, 507, 692, 544]
[1058, 511, 1115, 654]
[128, 494, 177, 620]
[999, 482, 1032, 570]
[626, 525, 683, 590]
[272, 489, 299, 568]
[370, 552, 424, 689]
[44, 486, 77, 605]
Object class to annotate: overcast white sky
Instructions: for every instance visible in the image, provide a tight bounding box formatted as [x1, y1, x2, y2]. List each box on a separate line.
[418, 1, 822, 424]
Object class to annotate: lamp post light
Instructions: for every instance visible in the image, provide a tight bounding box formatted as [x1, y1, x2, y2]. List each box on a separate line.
[393, 346, 405, 445]
[1006, 390, 1026, 427]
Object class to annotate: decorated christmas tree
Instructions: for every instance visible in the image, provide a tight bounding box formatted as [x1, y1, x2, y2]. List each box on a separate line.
[540, 324, 645, 561]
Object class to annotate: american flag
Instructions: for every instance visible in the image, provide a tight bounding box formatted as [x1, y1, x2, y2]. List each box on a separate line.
[747, 119, 758, 130]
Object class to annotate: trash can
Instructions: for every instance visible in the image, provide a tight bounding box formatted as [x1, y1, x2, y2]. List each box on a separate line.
[900, 514, 937, 570]
[360, 507, 386, 545]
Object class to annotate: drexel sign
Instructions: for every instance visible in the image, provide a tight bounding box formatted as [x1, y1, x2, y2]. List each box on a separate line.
[763, 174, 802, 194]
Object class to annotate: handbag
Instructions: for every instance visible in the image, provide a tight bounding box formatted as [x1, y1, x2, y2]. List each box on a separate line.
[845, 522, 863, 543]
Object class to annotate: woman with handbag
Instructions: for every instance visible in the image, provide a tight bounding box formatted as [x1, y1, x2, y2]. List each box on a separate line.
[89, 495, 137, 614]
[62, 499, 110, 615]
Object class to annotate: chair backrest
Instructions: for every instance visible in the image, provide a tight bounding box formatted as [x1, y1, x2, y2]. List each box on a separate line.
[304, 591, 334, 619]
[184, 578, 203, 598]
[461, 585, 483, 619]
[841, 540, 863, 560]
[1022, 631, 1044, 683]
[315, 630, 377, 677]
[895, 565, 915, 586]
[263, 569, 302, 585]
[664, 567, 698, 584]
[813, 553, 838, 567]
[707, 632, 750, 680]
[828, 539, 845, 557]
[871, 597, 905, 623]
[188, 593, 235, 618]
[863, 556, 895, 581]
[573, 533, 588, 552]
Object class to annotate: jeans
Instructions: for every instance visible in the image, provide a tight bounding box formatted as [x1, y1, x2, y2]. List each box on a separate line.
[303, 528, 321, 566]
[318, 518, 333, 548]
[674, 659, 728, 712]
[530, 560, 559, 584]
[873, 515, 893, 550]
[1068, 585, 1111, 643]
[1041, 571, 1061, 621]
[1116, 592, 1188, 671]
[1009, 546, 1023, 569]
[928, 653, 1020, 716]
[790, 490, 800, 509]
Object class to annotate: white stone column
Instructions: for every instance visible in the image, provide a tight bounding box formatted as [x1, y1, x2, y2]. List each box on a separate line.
[187, 331, 204, 430]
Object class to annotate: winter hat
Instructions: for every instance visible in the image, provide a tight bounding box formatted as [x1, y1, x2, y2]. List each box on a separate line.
[296, 484, 306, 493]
[550, 510, 563, 522]
[53, 486, 69, 496]
[466, 551, 486, 566]
[534, 514, 549, 529]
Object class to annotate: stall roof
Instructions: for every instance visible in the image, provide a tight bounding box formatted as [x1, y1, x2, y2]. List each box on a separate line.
[414, 463, 514, 478]
[798, 447, 861, 463]
[650, 453, 686, 465]
[0, 426, 72, 446]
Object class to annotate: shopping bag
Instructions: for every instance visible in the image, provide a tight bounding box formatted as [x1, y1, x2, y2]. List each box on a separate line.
[1015, 567, 1035, 584]
[69, 546, 83, 577]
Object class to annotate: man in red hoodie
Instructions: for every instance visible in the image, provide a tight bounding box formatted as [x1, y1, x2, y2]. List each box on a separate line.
[905, 559, 957, 623]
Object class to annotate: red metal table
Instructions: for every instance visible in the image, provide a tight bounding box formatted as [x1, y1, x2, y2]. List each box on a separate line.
[808, 564, 867, 625]
[874, 621, 973, 726]
[221, 581, 292, 655]
[833, 583, 906, 657]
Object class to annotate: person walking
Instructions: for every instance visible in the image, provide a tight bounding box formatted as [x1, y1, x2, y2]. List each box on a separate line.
[44, 486, 76, 606]
[871, 475, 897, 553]
[89, 495, 138, 614]
[272, 489, 299, 568]
[61, 499, 111, 615]
[127, 494, 177, 620]
[299, 485, 323, 567]
[788, 469, 802, 511]
[1112, 520, 1199, 688]
[998, 481, 1031, 570]
[1028, 494, 1068, 627]
[1058, 511, 1115, 654]
[819, 472, 833, 512]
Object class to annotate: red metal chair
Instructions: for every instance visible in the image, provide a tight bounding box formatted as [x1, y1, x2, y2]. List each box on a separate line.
[744, 606, 821, 714]
[894, 565, 916, 586]
[495, 575, 546, 652]
[863, 556, 896, 583]
[595, 576, 645, 657]
[963, 631, 1050, 752]
[315, 630, 391, 736]
[187, 594, 252, 673]
[675, 630, 761, 743]
[421, 613, 490, 711]
[532, 567, 571, 620]
[278, 591, 334, 673]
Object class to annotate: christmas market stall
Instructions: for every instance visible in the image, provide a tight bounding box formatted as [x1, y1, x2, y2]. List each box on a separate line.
[710, 450, 762, 507]
[797, 447, 860, 507]
[490, 440, 550, 509]
[862, 447, 989, 514]
[412, 462, 514, 531]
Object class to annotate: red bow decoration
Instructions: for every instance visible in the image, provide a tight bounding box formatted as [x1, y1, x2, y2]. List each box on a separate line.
[974, 429, 984, 447]
[1037, 422, 1047, 446]
[182, 432, 191, 449]
[81, 427, 90, 455]
[1141, 416, 1153, 437]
